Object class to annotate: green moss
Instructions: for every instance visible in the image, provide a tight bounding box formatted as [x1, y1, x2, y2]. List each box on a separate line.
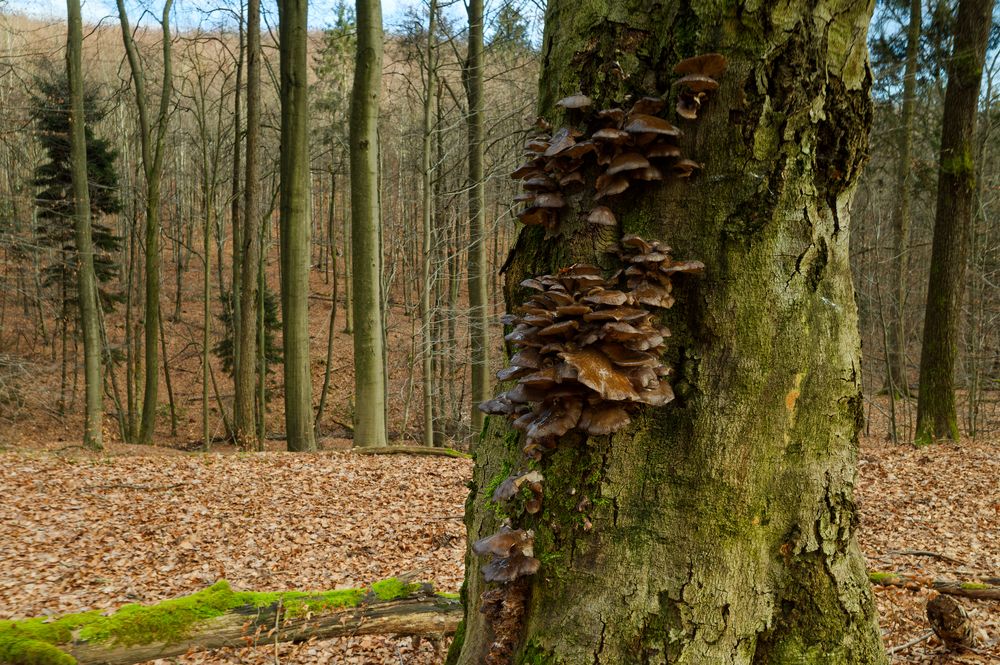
[444, 619, 465, 665]
[959, 582, 990, 590]
[0, 578, 424, 662]
[867, 572, 897, 585]
[370, 578, 421, 601]
[518, 641, 561, 665]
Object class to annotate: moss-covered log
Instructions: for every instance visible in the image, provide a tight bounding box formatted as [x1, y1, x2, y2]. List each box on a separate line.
[451, 1, 887, 663]
[869, 572, 1000, 601]
[0, 579, 460, 665]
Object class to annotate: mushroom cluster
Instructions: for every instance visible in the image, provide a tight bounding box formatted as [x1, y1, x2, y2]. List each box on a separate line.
[510, 53, 727, 237]
[493, 470, 545, 514]
[479, 262, 675, 460]
[620, 234, 705, 309]
[472, 526, 540, 583]
[674, 53, 728, 120]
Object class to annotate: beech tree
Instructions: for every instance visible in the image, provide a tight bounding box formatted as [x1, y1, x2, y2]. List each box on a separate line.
[449, 1, 887, 663]
[116, 0, 174, 445]
[915, 0, 995, 443]
[349, 0, 388, 446]
[278, 0, 316, 451]
[66, 0, 102, 450]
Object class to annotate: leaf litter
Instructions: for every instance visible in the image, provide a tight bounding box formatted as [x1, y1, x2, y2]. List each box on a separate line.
[0, 428, 996, 664]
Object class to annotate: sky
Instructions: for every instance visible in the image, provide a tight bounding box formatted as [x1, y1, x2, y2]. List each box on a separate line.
[2, 0, 430, 31]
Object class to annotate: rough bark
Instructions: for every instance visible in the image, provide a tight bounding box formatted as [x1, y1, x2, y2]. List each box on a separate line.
[885, 0, 920, 396]
[349, 0, 388, 447]
[277, 0, 316, 452]
[915, 0, 995, 443]
[420, 0, 438, 448]
[66, 0, 102, 451]
[234, 0, 261, 449]
[116, 0, 174, 445]
[451, 1, 886, 663]
[464, 0, 489, 440]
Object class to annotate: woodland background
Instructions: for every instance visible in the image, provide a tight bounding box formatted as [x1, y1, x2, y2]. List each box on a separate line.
[0, 0, 998, 662]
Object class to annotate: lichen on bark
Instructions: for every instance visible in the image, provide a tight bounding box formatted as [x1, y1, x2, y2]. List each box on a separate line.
[454, 1, 887, 663]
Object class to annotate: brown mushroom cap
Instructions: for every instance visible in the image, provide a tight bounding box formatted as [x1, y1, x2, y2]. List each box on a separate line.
[674, 52, 728, 78]
[592, 127, 631, 144]
[624, 114, 681, 137]
[556, 93, 593, 109]
[630, 96, 667, 115]
[606, 152, 651, 176]
[577, 404, 631, 436]
[672, 159, 702, 177]
[560, 348, 639, 401]
[587, 206, 617, 227]
[676, 91, 707, 120]
[511, 163, 543, 180]
[597, 107, 626, 125]
[524, 138, 549, 153]
[482, 553, 541, 583]
[647, 143, 682, 159]
[472, 526, 534, 558]
[517, 206, 554, 226]
[676, 73, 719, 92]
[533, 192, 566, 208]
[595, 175, 630, 199]
[544, 127, 577, 157]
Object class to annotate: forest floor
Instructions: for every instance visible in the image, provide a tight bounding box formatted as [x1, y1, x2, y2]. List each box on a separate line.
[0, 425, 997, 664]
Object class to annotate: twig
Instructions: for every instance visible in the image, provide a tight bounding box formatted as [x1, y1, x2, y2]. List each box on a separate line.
[84, 482, 187, 492]
[887, 631, 934, 655]
[887, 549, 968, 566]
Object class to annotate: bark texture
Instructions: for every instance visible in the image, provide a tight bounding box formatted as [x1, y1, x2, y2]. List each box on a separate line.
[885, 0, 920, 395]
[277, 0, 316, 451]
[464, 0, 489, 439]
[234, 0, 261, 449]
[66, 0, 103, 450]
[349, 0, 388, 446]
[451, 1, 886, 663]
[915, 0, 995, 443]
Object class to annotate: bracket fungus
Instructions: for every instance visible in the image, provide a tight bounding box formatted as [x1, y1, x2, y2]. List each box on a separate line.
[509, 55, 725, 238]
[472, 526, 541, 583]
[674, 52, 728, 120]
[479, 252, 698, 460]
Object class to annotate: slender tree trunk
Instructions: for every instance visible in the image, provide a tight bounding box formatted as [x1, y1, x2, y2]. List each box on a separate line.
[117, 0, 174, 445]
[349, 0, 387, 447]
[420, 0, 438, 447]
[915, 0, 995, 443]
[278, 0, 316, 452]
[885, 0, 921, 397]
[234, 0, 261, 449]
[463, 0, 488, 442]
[231, 16, 244, 383]
[343, 189, 353, 333]
[66, 0, 102, 449]
[316, 171, 339, 433]
[450, 1, 886, 663]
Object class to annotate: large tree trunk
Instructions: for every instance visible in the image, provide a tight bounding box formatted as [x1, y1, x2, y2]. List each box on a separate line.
[450, 2, 887, 664]
[66, 0, 102, 451]
[884, 0, 920, 397]
[349, 0, 388, 447]
[464, 0, 489, 441]
[277, 0, 316, 452]
[915, 0, 995, 443]
[234, 0, 262, 449]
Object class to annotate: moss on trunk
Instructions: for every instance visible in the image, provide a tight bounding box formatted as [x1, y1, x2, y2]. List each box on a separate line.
[454, 1, 887, 663]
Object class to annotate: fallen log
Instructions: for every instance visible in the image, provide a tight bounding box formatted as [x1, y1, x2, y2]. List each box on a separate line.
[0, 578, 461, 665]
[351, 445, 471, 458]
[869, 572, 1000, 600]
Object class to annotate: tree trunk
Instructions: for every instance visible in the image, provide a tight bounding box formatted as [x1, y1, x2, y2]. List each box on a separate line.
[66, 0, 102, 450]
[915, 0, 995, 443]
[885, 0, 920, 397]
[231, 15, 244, 386]
[278, 0, 316, 452]
[349, 0, 388, 447]
[315, 170, 339, 432]
[420, 0, 438, 448]
[450, 2, 886, 663]
[464, 0, 488, 442]
[117, 0, 174, 445]
[235, 0, 262, 449]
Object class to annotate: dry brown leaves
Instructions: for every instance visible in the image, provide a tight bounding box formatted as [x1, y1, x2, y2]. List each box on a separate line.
[0, 450, 471, 664]
[857, 431, 1000, 663]
[0, 424, 997, 664]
